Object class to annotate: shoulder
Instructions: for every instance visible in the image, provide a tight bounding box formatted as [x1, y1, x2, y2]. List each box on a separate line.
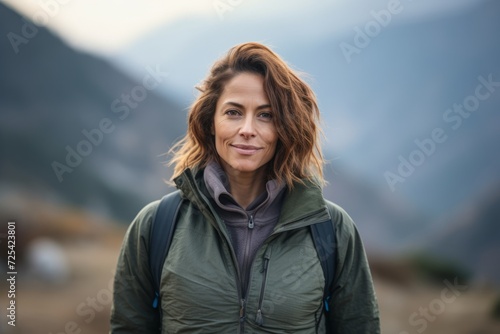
[323, 200, 374, 289]
[136, 199, 162, 220]
[323, 199, 368, 257]
[123, 199, 162, 241]
[323, 200, 356, 237]
[133, 199, 161, 226]
[323, 201, 381, 331]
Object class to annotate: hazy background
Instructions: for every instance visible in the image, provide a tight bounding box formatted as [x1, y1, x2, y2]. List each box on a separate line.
[1, 0, 499, 333]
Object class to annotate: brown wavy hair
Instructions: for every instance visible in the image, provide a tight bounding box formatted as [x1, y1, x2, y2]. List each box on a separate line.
[169, 42, 325, 188]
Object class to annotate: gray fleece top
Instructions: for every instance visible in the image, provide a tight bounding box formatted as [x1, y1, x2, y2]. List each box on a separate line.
[203, 161, 286, 296]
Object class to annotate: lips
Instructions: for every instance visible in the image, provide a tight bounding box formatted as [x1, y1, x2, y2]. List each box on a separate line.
[231, 144, 262, 155]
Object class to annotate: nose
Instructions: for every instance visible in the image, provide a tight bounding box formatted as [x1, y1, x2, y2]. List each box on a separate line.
[239, 114, 256, 138]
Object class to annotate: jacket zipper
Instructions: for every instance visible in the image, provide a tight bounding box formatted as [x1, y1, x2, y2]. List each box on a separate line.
[241, 214, 254, 293]
[239, 298, 246, 333]
[215, 207, 325, 333]
[225, 207, 325, 332]
[239, 214, 255, 332]
[180, 173, 328, 332]
[183, 176, 247, 333]
[251, 209, 327, 328]
[255, 249, 271, 326]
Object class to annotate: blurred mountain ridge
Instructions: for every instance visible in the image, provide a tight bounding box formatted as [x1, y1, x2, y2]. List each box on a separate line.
[425, 182, 500, 284]
[1, 2, 499, 285]
[115, 0, 500, 218]
[0, 3, 186, 222]
[113, 0, 500, 283]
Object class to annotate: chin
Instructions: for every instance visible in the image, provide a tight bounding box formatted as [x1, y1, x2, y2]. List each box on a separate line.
[233, 165, 259, 173]
[228, 161, 264, 174]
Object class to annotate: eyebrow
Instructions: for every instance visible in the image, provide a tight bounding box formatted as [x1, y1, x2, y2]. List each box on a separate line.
[223, 101, 272, 110]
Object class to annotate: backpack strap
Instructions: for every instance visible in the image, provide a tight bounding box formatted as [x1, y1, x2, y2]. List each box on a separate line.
[148, 191, 336, 328]
[310, 217, 336, 313]
[149, 190, 183, 309]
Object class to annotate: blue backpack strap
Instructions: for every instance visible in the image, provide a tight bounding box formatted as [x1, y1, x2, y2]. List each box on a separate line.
[149, 190, 183, 309]
[310, 217, 336, 317]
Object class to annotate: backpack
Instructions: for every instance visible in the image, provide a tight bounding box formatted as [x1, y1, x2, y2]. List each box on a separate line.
[149, 190, 336, 329]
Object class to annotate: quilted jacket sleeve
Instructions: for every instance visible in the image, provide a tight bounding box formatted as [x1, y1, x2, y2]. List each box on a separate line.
[325, 201, 381, 333]
[110, 201, 161, 334]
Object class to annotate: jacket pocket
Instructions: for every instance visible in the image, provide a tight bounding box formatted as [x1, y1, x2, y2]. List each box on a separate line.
[255, 248, 272, 326]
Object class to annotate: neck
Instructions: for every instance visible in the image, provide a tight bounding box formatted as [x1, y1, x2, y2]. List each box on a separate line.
[224, 167, 267, 209]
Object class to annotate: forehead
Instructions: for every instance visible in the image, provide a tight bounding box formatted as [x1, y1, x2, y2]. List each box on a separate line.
[218, 72, 269, 105]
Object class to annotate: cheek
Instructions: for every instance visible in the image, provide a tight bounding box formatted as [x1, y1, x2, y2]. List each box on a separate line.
[214, 135, 226, 154]
[214, 122, 234, 155]
[263, 126, 279, 148]
[214, 121, 229, 142]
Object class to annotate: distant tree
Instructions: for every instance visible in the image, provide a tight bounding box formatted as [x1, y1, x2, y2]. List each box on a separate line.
[492, 295, 500, 320]
[408, 253, 470, 286]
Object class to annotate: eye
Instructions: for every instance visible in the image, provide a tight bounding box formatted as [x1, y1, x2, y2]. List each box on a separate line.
[224, 109, 240, 116]
[259, 111, 273, 120]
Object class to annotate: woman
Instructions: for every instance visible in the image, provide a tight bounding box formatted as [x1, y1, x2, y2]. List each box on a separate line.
[110, 42, 380, 333]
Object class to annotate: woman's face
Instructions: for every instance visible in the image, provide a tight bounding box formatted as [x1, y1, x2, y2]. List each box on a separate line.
[213, 72, 278, 178]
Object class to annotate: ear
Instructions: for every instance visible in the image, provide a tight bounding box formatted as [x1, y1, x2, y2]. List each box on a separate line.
[210, 124, 215, 135]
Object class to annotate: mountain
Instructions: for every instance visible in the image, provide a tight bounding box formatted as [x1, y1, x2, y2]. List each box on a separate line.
[1, 2, 499, 284]
[0, 2, 427, 250]
[113, 0, 500, 282]
[323, 165, 431, 252]
[0, 3, 186, 221]
[115, 0, 500, 219]
[426, 184, 500, 284]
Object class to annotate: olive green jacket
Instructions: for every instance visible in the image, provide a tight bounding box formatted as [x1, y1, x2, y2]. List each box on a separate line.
[110, 168, 380, 333]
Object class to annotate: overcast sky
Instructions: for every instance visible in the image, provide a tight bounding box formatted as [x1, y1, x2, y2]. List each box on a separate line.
[2, 0, 483, 55]
[3, 0, 211, 53]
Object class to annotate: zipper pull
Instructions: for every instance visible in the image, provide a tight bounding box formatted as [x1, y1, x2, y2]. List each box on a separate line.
[261, 254, 270, 273]
[257, 249, 271, 326]
[255, 309, 264, 326]
[248, 215, 254, 229]
[152, 292, 159, 308]
[240, 299, 246, 321]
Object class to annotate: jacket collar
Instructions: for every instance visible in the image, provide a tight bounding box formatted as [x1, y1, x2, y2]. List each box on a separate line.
[203, 161, 286, 217]
[174, 167, 329, 231]
[275, 179, 330, 231]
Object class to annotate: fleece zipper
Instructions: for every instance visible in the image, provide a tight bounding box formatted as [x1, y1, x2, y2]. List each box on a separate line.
[240, 214, 255, 297]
